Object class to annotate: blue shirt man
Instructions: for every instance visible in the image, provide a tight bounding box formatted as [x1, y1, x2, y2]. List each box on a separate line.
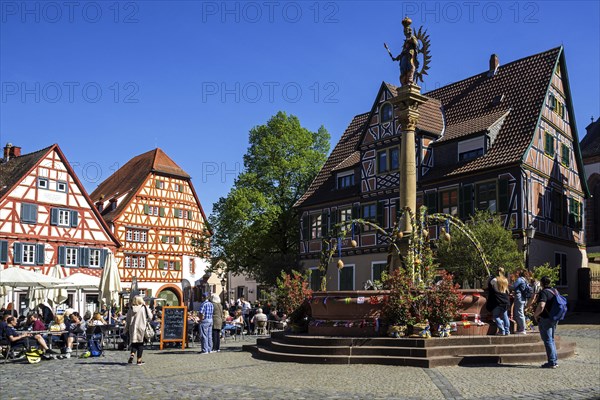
[199, 297, 214, 354]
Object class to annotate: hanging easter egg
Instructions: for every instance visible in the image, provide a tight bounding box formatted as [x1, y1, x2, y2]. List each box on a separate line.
[440, 227, 446, 235]
[396, 231, 403, 239]
[414, 258, 421, 265]
[337, 259, 344, 269]
[423, 229, 429, 238]
[444, 233, 451, 241]
[350, 239, 358, 248]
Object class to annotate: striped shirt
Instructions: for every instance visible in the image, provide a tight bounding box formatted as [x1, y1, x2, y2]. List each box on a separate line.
[200, 300, 214, 321]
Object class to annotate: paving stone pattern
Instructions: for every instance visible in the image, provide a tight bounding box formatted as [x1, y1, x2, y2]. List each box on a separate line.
[1, 322, 599, 399]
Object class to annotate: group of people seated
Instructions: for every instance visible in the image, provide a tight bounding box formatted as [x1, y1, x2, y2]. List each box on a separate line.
[0, 304, 126, 360]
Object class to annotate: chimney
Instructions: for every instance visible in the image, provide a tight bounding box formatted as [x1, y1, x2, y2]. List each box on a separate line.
[109, 198, 118, 211]
[3, 143, 22, 161]
[95, 201, 104, 213]
[488, 54, 499, 76]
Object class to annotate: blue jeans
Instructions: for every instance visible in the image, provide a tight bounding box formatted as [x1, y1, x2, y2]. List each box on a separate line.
[514, 295, 526, 332]
[492, 306, 510, 335]
[200, 320, 213, 353]
[538, 317, 558, 365]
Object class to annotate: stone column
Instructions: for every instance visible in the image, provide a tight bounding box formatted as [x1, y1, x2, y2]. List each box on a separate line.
[390, 84, 428, 234]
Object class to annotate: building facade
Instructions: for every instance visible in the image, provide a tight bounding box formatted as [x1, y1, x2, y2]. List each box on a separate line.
[296, 47, 589, 300]
[90, 148, 213, 305]
[581, 118, 600, 254]
[0, 144, 119, 312]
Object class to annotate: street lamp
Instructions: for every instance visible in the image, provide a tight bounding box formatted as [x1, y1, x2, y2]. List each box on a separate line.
[525, 223, 536, 270]
[221, 277, 226, 304]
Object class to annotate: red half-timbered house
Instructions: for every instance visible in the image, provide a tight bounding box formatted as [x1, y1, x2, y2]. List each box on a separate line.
[296, 47, 590, 300]
[90, 148, 212, 305]
[0, 143, 119, 312]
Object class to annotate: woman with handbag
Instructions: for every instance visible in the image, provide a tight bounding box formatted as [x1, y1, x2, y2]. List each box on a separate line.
[125, 295, 153, 365]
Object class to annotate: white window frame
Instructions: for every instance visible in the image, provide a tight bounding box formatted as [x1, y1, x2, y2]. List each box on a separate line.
[125, 255, 131, 268]
[310, 214, 322, 239]
[126, 230, 132, 241]
[336, 171, 354, 189]
[65, 248, 78, 267]
[371, 261, 387, 282]
[56, 181, 68, 193]
[139, 256, 146, 269]
[338, 264, 355, 291]
[22, 244, 36, 265]
[140, 231, 147, 242]
[38, 178, 49, 189]
[58, 209, 70, 227]
[89, 249, 101, 268]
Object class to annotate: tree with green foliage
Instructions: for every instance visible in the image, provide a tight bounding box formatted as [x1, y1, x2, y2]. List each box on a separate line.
[435, 211, 523, 287]
[209, 112, 330, 285]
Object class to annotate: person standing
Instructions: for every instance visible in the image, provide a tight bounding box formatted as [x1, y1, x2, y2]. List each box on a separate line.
[488, 267, 511, 335]
[512, 270, 529, 334]
[199, 295, 214, 354]
[210, 294, 223, 353]
[125, 295, 152, 365]
[534, 276, 559, 368]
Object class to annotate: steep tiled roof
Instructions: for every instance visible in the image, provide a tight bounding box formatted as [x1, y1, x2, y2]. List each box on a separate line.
[295, 114, 369, 207]
[297, 47, 563, 207]
[581, 118, 600, 159]
[439, 109, 510, 142]
[332, 151, 360, 172]
[90, 148, 190, 223]
[0, 145, 53, 200]
[384, 83, 444, 136]
[423, 47, 561, 178]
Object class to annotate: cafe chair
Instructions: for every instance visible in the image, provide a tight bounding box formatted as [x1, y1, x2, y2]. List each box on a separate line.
[255, 320, 267, 335]
[1, 337, 30, 364]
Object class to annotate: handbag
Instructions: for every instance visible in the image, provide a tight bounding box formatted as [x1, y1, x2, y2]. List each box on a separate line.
[143, 306, 155, 342]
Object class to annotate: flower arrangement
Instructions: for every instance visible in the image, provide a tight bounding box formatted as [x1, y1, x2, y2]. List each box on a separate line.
[275, 270, 313, 315]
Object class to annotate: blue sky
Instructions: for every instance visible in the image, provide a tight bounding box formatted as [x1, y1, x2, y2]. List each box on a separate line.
[1, 1, 599, 214]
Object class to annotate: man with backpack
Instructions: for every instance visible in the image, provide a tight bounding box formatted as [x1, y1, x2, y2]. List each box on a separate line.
[533, 276, 568, 369]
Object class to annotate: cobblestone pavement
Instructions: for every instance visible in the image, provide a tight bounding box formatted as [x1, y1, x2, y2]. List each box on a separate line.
[1, 317, 599, 400]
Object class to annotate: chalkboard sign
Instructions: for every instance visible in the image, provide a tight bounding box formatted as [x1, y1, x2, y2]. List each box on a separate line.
[160, 306, 187, 350]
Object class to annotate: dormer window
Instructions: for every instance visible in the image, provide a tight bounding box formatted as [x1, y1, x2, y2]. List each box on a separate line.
[457, 136, 485, 162]
[336, 171, 354, 189]
[381, 103, 393, 123]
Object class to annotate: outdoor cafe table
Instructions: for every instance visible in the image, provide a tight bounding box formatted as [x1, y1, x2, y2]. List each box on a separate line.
[16, 330, 66, 350]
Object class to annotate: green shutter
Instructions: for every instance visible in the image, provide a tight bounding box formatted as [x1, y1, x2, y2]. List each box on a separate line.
[321, 211, 329, 236]
[174, 208, 180, 218]
[159, 207, 165, 217]
[187, 211, 193, 220]
[424, 192, 437, 214]
[376, 201, 385, 227]
[498, 179, 509, 213]
[144, 204, 150, 215]
[459, 185, 473, 219]
[175, 261, 181, 271]
[302, 215, 309, 240]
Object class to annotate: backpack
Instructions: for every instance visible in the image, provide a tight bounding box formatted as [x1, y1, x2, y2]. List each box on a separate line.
[547, 288, 568, 321]
[517, 278, 533, 299]
[87, 332, 103, 357]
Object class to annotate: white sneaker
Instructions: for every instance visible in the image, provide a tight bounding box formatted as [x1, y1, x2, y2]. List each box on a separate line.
[64, 352, 71, 359]
[516, 331, 527, 335]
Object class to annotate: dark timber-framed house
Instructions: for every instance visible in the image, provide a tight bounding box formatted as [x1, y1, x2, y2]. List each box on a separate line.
[295, 47, 590, 300]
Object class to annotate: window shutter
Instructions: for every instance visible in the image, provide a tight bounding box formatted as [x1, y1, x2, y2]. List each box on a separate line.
[175, 236, 180, 245]
[158, 260, 164, 270]
[330, 209, 338, 231]
[0, 240, 8, 263]
[376, 201, 385, 227]
[352, 204, 361, 234]
[159, 207, 165, 217]
[394, 199, 400, 221]
[161, 236, 167, 243]
[498, 179, 510, 213]
[50, 208, 59, 225]
[459, 185, 473, 219]
[174, 208, 180, 219]
[13, 242, 23, 264]
[58, 246, 66, 266]
[70, 211, 78, 227]
[79, 247, 90, 267]
[424, 192, 437, 214]
[36, 244, 45, 265]
[302, 215, 309, 240]
[31, 204, 38, 223]
[188, 211, 193, 220]
[99, 249, 108, 268]
[321, 211, 329, 236]
[175, 261, 181, 271]
[143, 204, 150, 215]
[179, 184, 184, 193]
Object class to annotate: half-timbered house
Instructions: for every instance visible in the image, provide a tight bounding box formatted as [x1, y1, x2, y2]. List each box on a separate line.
[0, 143, 119, 313]
[296, 47, 590, 300]
[582, 118, 600, 254]
[90, 148, 212, 305]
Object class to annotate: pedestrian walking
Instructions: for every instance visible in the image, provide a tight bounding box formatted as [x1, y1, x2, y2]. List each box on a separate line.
[534, 276, 560, 368]
[199, 295, 214, 354]
[125, 295, 152, 365]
